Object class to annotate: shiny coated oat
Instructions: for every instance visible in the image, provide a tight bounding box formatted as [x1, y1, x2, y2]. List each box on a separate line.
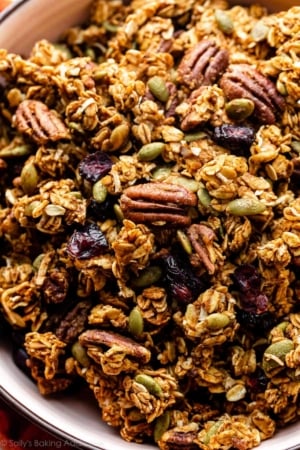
[0, 0, 300, 449]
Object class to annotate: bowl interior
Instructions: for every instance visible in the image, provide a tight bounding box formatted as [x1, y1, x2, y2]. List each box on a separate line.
[0, 0, 299, 449]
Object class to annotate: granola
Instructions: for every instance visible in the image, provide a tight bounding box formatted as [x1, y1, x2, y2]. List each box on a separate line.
[0, 0, 300, 449]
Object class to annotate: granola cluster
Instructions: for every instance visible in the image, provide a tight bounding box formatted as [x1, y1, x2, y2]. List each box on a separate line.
[0, 0, 300, 449]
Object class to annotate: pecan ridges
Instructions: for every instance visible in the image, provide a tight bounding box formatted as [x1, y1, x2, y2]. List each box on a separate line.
[14, 99, 71, 144]
[220, 64, 285, 124]
[177, 40, 229, 89]
[120, 182, 197, 226]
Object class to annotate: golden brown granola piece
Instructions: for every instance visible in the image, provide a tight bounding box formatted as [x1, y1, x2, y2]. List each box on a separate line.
[13, 100, 71, 144]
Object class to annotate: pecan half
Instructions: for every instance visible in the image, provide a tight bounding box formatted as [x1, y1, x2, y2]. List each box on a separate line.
[14, 100, 71, 144]
[119, 182, 197, 226]
[79, 329, 151, 363]
[177, 40, 229, 89]
[220, 64, 285, 124]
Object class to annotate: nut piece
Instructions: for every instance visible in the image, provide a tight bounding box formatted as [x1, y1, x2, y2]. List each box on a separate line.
[14, 100, 71, 144]
[120, 182, 197, 226]
[79, 329, 151, 363]
[220, 64, 285, 124]
[177, 40, 229, 89]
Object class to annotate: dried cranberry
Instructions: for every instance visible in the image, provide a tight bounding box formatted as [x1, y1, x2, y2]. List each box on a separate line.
[160, 252, 205, 304]
[246, 367, 268, 393]
[232, 264, 269, 314]
[78, 151, 113, 183]
[232, 264, 260, 293]
[88, 195, 115, 220]
[212, 124, 255, 154]
[67, 223, 108, 259]
[236, 309, 276, 333]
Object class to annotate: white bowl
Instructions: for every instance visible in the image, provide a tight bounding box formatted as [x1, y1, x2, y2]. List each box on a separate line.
[0, 1, 299, 450]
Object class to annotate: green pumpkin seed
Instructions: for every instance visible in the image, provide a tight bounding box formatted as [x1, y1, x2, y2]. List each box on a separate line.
[20, 161, 39, 195]
[32, 253, 45, 271]
[137, 142, 165, 161]
[113, 204, 124, 222]
[0, 144, 32, 158]
[131, 265, 162, 288]
[177, 229, 192, 255]
[24, 200, 41, 217]
[291, 141, 300, 153]
[147, 76, 169, 103]
[71, 341, 91, 367]
[184, 131, 207, 142]
[227, 198, 266, 216]
[225, 98, 255, 121]
[92, 180, 108, 203]
[262, 339, 294, 375]
[251, 21, 269, 42]
[202, 419, 223, 445]
[169, 176, 200, 193]
[215, 9, 234, 35]
[197, 187, 211, 207]
[151, 166, 172, 181]
[154, 412, 170, 442]
[45, 204, 66, 216]
[128, 307, 144, 336]
[206, 312, 230, 330]
[135, 373, 163, 398]
[102, 20, 119, 33]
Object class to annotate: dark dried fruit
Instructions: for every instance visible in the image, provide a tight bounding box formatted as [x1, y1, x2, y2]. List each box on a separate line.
[232, 264, 261, 293]
[232, 264, 269, 314]
[78, 150, 113, 183]
[212, 124, 255, 154]
[160, 252, 205, 304]
[67, 223, 109, 259]
[246, 367, 268, 393]
[236, 309, 276, 332]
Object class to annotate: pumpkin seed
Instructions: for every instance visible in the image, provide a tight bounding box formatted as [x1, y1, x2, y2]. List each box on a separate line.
[154, 412, 170, 442]
[135, 373, 163, 398]
[197, 187, 212, 207]
[169, 176, 200, 193]
[184, 131, 207, 142]
[177, 229, 193, 255]
[20, 161, 39, 195]
[291, 141, 300, 153]
[131, 265, 162, 288]
[251, 21, 269, 42]
[113, 204, 124, 222]
[202, 419, 223, 445]
[71, 341, 91, 367]
[152, 165, 172, 181]
[92, 180, 108, 203]
[147, 76, 169, 103]
[102, 20, 119, 33]
[137, 142, 165, 161]
[262, 339, 294, 375]
[225, 98, 255, 121]
[0, 144, 32, 158]
[110, 123, 130, 151]
[45, 204, 66, 216]
[227, 197, 266, 216]
[24, 200, 42, 217]
[32, 253, 45, 271]
[206, 312, 230, 330]
[215, 9, 234, 35]
[128, 307, 144, 336]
